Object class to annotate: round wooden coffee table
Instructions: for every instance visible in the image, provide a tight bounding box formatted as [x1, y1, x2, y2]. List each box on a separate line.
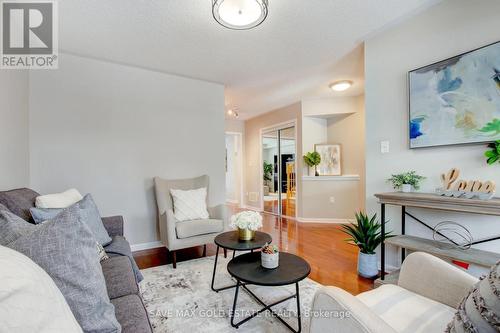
[227, 252, 310, 332]
[211, 231, 272, 292]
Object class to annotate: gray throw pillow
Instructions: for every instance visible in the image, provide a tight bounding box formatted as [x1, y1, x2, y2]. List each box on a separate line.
[446, 260, 500, 333]
[8, 204, 121, 333]
[0, 208, 36, 245]
[30, 194, 112, 246]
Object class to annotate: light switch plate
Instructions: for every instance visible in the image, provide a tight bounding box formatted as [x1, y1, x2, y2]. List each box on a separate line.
[381, 140, 390, 154]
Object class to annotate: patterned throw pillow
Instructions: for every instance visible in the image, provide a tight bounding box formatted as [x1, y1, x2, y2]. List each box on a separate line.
[7, 204, 121, 333]
[170, 187, 209, 222]
[0, 208, 36, 245]
[97, 242, 109, 262]
[447, 260, 500, 333]
[30, 194, 112, 246]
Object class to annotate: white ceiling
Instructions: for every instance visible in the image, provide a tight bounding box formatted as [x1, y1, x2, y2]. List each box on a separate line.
[59, 0, 439, 119]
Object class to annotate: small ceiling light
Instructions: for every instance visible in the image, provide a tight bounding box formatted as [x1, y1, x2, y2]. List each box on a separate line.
[212, 0, 268, 30]
[227, 109, 239, 118]
[329, 80, 353, 92]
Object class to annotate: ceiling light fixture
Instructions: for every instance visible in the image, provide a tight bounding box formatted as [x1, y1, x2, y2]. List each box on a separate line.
[212, 0, 268, 30]
[329, 80, 353, 92]
[227, 109, 239, 118]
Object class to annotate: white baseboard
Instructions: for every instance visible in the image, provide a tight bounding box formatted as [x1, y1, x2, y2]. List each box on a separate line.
[296, 217, 355, 224]
[130, 241, 163, 252]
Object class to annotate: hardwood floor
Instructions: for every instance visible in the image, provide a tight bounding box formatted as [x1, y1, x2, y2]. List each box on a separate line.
[133, 206, 374, 295]
[263, 198, 296, 217]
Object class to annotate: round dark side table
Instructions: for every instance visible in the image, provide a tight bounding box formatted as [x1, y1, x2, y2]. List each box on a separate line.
[227, 252, 311, 333]
[211, 231, 272, 292]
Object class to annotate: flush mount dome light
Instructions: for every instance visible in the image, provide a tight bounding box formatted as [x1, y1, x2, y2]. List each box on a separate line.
[329, 80, 353, 92]
[212, 0, 268, 30]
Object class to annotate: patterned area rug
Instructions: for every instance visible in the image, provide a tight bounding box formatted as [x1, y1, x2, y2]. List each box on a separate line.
[140, 254, 322, 333]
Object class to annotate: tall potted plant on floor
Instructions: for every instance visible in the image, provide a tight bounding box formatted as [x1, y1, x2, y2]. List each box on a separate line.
[341, 212, 393, 278]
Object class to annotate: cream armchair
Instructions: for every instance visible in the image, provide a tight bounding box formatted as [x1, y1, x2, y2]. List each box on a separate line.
[153, 175, 229, 268]
[310, 252, 478, 333]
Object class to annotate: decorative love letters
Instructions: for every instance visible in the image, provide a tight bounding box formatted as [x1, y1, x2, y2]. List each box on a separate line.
[437, 168, 496, 200]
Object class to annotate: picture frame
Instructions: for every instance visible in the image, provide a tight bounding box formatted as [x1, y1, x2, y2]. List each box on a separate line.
[314, 144, 341, 176]
[408, 40, 500, 149]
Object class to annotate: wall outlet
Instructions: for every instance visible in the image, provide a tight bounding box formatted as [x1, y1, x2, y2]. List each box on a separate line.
[329, 196, 336, 204]
[380, 140, 390, 154]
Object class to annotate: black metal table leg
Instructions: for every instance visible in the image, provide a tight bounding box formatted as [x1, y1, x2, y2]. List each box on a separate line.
[381, 203, 386, 280]
[232, 250, 236, 259]
[210, 245, 220, 292]
[295, 282, 302, 332]
[230, 280, 241, 328]
[401, 205, 406, 264]
[232, 283, 302, 332]
[211, 246, 239, 292]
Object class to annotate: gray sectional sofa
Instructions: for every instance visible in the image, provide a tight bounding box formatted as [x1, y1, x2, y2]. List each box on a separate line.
[0, 188, 152, 333]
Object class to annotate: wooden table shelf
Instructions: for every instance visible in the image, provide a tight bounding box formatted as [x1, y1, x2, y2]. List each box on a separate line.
[386, 235, 500, 267]
[374, 192, 500, 281]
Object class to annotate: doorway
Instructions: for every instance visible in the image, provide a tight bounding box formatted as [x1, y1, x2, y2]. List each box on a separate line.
[261, 125, 296, 217]
[225, 132, 243, 206]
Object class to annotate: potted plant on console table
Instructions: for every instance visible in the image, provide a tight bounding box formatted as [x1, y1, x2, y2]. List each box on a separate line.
[387, 171, 425, 193]
[341, 212, 393, 278]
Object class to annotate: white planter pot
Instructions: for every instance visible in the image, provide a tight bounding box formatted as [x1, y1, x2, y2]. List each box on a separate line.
[261, 252, 279, 269]
[401, 184, 413, 193]
[357, 252, 378, 278]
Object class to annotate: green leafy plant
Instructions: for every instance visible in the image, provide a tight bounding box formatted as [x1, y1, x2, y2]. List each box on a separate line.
[263, 162, 273, 182]
[341, 212, 393, 254]
[479, 119, 500, 136]
[387, 171, 425, 190]
[303, 151, 321, 168]
[485, 140, 500, 165]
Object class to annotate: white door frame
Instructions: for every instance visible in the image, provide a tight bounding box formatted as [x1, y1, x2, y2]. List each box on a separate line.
[259, 119, 298, 218]
[225, 131, 244, 206]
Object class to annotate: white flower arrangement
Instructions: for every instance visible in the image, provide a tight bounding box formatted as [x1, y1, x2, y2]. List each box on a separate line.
[230, 211, 263, 231]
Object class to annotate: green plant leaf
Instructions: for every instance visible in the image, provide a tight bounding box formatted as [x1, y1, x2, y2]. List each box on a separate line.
[479, 119, 500, 135]
[340, 212, 393, 253]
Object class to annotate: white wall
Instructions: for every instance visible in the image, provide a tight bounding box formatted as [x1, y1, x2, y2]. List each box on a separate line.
[29, 53, 226, 246]
[225, 133, 242, 204]
[365, 0, 500, 269]
[225, 119, 245, 134]
[300, 96, 365, 220]
[244, 103, 302, 213]
[0, 71, 29, 189]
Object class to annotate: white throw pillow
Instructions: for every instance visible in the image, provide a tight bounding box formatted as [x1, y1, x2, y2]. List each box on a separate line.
[0, 245, 82, 333]
[170, 187, 209, 222]
[35, 188, 83, 208]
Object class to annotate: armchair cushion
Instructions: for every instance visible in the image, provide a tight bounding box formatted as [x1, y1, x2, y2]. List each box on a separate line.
[357, 284, 456, 333]
[398, 252, 478, 309]
[310, 286, 397, 333]
[175, 219, 223, 239]
[170, 187, 209, 222]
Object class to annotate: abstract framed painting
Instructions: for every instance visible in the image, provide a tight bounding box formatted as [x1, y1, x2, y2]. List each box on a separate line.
[409, 41, 500, 149]
[315, 144, 341, 176]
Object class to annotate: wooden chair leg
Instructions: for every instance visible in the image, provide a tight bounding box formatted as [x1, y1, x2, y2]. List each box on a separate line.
[202, 244, 207, 257]
[224, 248, 227, 258]
[172, 250, 177, 269]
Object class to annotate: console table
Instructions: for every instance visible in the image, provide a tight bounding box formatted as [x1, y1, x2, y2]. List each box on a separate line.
[375, 192, 500, 281]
